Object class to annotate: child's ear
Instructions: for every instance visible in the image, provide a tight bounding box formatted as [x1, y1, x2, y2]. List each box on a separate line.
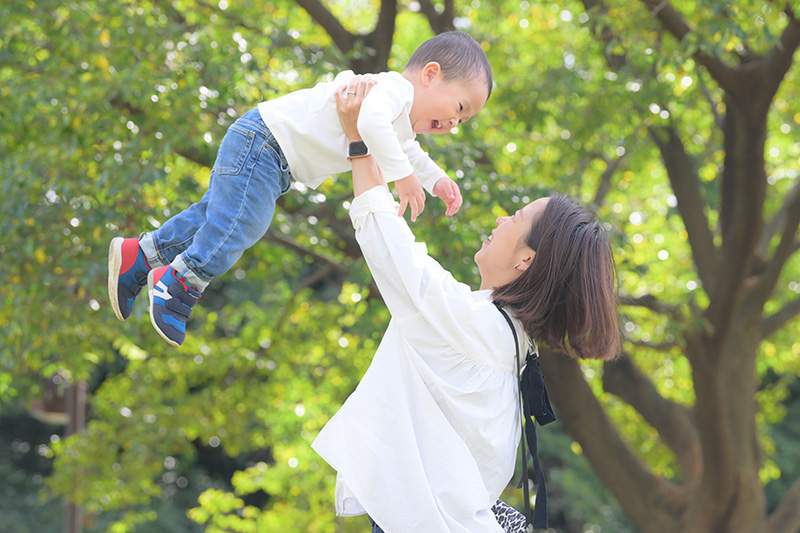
[421, 62, 441, 86]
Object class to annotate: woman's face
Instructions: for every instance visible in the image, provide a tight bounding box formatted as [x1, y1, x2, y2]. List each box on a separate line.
[474, 197, 550, 289]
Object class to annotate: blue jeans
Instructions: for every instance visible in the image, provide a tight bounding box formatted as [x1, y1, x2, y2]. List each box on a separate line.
[139, 108, 292, 290]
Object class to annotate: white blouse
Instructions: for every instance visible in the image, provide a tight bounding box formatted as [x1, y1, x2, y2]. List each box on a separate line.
[312, 186, 524, 532]
[257, 71, 446, 194]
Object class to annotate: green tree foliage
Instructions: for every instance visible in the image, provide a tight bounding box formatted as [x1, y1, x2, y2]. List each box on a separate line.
[2, 1, 800, 532]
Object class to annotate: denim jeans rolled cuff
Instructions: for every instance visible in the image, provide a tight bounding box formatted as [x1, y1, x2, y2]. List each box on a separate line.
[170, 253, 210, 291]
[138, 235, 209, 290]
[137, 233, 163, 269]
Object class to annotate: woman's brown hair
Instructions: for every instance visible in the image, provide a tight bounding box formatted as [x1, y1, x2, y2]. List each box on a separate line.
[492, 194, 620, 360]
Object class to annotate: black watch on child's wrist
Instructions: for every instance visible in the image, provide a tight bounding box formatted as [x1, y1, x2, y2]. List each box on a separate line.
[347, 141, 369, 160]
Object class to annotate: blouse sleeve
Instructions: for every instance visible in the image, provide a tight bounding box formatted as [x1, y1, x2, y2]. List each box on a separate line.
[400, 138, 447, 195]
[350, 186, 512, 363]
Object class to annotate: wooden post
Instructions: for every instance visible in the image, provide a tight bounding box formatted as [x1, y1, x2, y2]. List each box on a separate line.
[63, 381, 87, 533]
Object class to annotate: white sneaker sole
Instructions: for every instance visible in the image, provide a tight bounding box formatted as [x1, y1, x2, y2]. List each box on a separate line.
[107, 237, 125, 321]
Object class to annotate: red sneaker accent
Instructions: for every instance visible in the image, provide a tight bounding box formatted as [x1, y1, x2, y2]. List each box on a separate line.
[151, 265, 169, 285]
[120, 238, 141, 273]
[174, 271, 189, 292]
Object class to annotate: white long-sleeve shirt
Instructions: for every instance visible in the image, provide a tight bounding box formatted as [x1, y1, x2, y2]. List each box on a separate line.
[257, 71, 447, 194]
[312, 186, 524, 533]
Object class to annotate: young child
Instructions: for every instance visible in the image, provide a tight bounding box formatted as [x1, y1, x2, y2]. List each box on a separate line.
[108, 30, 493, 347]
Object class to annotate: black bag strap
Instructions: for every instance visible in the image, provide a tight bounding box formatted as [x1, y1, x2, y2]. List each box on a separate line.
[495, 303, 556, 531]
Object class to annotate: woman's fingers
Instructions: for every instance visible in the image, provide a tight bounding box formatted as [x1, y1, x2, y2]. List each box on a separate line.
[358, 77, 375, 96]
[342, 75, 375, 103]
[336, 83, 362, 138]
[346, 76, 358, 96]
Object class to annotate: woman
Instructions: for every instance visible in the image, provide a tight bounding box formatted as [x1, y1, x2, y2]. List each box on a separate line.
[312, 79, 619, 532]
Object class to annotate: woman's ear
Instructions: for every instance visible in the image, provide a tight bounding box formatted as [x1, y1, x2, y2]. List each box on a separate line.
[421, 61, 441, 86]
[515, 249, 535, 272]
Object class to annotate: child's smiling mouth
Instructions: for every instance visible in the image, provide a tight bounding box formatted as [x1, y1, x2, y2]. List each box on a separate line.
[431, 119, 452, 132]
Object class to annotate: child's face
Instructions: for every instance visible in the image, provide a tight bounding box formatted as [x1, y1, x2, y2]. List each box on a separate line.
[408, 63, 488, 135]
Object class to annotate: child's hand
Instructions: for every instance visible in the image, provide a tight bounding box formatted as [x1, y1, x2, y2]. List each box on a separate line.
[433, 177, 463, 216]
[395, 173, 425, 222]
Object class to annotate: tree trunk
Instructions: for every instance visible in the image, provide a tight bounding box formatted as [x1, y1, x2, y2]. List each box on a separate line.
[683, 322, 764, 533]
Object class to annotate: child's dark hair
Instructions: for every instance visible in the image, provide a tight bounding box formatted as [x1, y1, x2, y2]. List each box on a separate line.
[493, 194, 620, 360]
[405, 31, 493, 99]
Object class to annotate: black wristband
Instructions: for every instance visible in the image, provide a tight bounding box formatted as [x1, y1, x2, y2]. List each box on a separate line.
[347, 140, 369, 160]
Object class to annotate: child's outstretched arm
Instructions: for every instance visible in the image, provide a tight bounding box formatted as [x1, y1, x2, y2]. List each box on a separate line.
[432, 176, 463, 217]
[394, 173, 425, 222]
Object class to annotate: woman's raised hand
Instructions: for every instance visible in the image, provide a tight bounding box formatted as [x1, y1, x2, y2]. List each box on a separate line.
[337, 76, 387, 197]
[335, 75, 376, 141]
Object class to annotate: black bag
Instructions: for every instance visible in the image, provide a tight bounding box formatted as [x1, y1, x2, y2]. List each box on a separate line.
[495, 304, 557, 532]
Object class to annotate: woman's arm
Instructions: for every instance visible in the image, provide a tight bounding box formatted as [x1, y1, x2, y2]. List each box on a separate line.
[334, 78, 388, 197]
[336, 80, 508, 364]
[339, 78, 426, 221]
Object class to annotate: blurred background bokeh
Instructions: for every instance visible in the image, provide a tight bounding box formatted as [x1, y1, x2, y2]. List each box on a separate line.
[2, 1, 800, 531]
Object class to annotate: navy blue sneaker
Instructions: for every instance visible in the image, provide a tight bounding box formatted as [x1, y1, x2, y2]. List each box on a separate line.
[108, 237, 151, 321]
[148, 265, 201, 347]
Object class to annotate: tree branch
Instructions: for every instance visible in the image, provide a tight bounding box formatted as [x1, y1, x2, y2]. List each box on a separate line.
[275, 196, 363, 260]
[636, 0, 738, 95]
[619, 293, 683, 320]
[363, 0, 398, 73]
[708, 107, 767, 338]
[627, 339, 680, 351]
[748, 180, 800, 310]
[648, 125, 718, 290]
[696, 70, 723, 131]
[766, 474, 800, 533]
[755, 179, 800, 259]
[603, 355, 702, 481]
[539, 348, 686, 526]
[175, 148, 214, 168]
[294, 0, 355, 54]
[592, 119, 649, 209]
[580, 0, 627, 70]
[195, 0, 261, 32]
[759, 4, 800, 106]
[591, 152, 625, 209]
[417, 0, 455, 34]
[761, 295, 800, 340]
[262, 231, 351, 275]
[707, 9, 798, 331]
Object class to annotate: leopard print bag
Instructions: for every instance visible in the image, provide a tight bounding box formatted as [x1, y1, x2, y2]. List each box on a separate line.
[492, 499, 530, 533]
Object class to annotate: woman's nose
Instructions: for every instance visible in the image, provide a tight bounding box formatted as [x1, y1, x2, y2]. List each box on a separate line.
[496, 216, 509, 225]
